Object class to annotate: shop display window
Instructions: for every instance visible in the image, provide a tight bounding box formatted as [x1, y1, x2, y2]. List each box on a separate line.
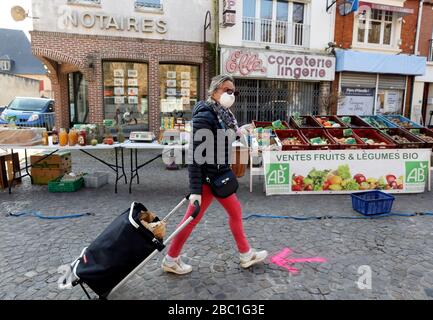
[103, 61, 149, 131]
[159, 64, 199, 128]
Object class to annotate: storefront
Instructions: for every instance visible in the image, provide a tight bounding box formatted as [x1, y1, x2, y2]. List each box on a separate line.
[335, 50, 426, 117]
[30, 0, 214, 134]
[220, 47, 336, 125]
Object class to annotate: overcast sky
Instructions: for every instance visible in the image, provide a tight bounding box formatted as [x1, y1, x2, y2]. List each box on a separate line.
[0, 0, 33, 38]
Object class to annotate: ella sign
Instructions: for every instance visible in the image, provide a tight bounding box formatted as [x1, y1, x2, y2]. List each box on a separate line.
[221, 48, 335, 81]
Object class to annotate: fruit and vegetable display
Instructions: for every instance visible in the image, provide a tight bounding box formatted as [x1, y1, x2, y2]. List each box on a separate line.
[309, 137, 329, 145]
[360, 138, 387, 146]
[409, 129, 433, 143]
[389, 135, 411, 144]
[281, 137, 303, 145]
[315, 117, 342, 128]
[386, 117, 417, 128]
[291, 113, 321, 128]
[335, 137, 357, 145]
[361, 116, 392, 128]
[291, 165, 404, 192]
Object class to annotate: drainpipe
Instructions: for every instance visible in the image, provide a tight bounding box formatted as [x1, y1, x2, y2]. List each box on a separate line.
[409, 0, 423, 120]
[414, 0, 423, 55]
[214, 0, 220, 75]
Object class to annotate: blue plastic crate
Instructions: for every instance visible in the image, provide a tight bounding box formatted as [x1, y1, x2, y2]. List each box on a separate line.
[382, 115, 423, 129]
[360, 115, 398, 128]
[351, 190, 395, 216]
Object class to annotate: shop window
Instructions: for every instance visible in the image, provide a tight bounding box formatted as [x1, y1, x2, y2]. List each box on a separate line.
[376, 90, 404, 115]
[103, 62, 149, 131]
[356, 9, 395, 46]
[159, 64, 199, 128]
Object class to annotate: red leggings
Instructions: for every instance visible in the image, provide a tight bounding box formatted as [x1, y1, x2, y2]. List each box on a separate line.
[167, 184, 251, 258]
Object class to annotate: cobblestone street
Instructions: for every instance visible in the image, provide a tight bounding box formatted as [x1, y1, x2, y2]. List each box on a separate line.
[1, 150, 433, 300]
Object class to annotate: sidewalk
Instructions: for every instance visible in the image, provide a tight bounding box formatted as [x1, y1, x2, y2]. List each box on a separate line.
[1, 150, 433, 300]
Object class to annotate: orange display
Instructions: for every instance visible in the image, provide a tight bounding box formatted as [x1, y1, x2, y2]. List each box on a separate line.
[59, 128, 68, 147]
[68, 129, 78, 146]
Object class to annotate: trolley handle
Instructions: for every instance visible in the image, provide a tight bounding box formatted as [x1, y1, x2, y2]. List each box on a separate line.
[186, 194, 201, 219]
[191, 201, 201, 219]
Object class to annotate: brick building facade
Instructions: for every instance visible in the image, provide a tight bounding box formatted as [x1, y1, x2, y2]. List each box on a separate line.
[332, 0, 425, 118]
[30, 0, 215, 134]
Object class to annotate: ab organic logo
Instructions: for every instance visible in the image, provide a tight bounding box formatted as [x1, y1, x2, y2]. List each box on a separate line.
[405, 161, 428, 184]
[266, 163, 290, 186]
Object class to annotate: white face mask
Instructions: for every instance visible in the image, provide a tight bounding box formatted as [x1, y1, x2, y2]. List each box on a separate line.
[219, 92, 236, 109]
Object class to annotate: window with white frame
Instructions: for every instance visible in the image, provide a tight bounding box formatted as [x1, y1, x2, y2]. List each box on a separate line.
[135, 0, 162, 10]
[356, 9, 395, 46]
[242, 0, 307, 47]
[0, 60, 11, 71]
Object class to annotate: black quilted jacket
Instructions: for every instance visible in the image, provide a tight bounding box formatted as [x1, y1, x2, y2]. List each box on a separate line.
[188, 101, 233, 195]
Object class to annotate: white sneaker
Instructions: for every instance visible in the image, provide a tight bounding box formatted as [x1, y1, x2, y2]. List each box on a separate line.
[161, 256, 192, 275]
[240, 249, 268, 268]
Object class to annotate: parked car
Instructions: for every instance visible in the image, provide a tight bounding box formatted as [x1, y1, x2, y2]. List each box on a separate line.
[0, 97, 55, 130]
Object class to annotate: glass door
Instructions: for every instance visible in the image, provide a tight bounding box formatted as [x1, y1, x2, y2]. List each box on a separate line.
[68, 72, 89, 127]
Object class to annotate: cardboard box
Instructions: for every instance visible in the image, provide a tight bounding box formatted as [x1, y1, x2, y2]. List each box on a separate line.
[31, 167, 71, 185]
[31, 151, 72, 170]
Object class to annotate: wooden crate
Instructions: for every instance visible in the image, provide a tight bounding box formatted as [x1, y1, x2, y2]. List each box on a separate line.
[0, 152, 21, 189]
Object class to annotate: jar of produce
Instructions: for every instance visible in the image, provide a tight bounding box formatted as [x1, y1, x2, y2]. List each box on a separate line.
[78, 130, 87, 146]
[59, 128, 68, 146]
[68, 129, 78, 146]
[52, 127, 59, 145]
[117, 126, 125, 143]
[42, 131, 49, 146]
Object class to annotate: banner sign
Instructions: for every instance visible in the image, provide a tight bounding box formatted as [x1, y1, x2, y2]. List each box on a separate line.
[221, 47, 335, 81]
[263, 149, 431, 195]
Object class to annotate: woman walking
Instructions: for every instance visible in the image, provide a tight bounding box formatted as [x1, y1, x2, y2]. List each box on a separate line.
[161, 74, 268, 275]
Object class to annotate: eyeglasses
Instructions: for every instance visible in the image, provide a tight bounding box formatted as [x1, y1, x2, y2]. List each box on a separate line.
[225, 89, 240, 96]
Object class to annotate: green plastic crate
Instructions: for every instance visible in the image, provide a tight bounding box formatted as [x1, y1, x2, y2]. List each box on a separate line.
[48, 175, 85, 193]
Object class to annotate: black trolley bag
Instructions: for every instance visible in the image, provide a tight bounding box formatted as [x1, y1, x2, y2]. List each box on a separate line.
[59, 196, 200, 299]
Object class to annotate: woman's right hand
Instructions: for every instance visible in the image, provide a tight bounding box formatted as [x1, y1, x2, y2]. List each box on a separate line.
[189, 194, 202, 206]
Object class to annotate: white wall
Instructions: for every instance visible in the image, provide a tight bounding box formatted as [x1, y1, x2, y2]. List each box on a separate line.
[218, 0, 336, 52]
[0, 74, 40, 106]
[32, 0, 215, 43]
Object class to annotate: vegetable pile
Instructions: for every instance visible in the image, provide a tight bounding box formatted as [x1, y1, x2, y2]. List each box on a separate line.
[360, 138, 387, 146]
[309, 137, 329, 145]
[291, 165, 404, 192]
[281, 137, 303, 146]
[335, 137, 357, 145]
[315, 117, 341, 128]
[388, 118, 414, 128]
[362, 116, 390, 128]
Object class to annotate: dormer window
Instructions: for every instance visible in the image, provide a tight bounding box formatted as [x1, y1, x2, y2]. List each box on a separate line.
[0, 59, 11, 72]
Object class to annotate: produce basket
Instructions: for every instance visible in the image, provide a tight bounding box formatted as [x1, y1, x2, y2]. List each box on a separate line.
[252, 120, 291, 134]
[352, 129, 397, 149]
[274, 129, 310, 151]
[337, 115, 371, 128]
[325, 128, 366, 149]
[351, 190, 395, 216]
[289, 115, 322, 129]
[407, 128, 433, 149]
[314, 116, 348, 128]
[380, 128, 425, 149]
[48, 175, 85, 193]
[360, 115, 398, 129]
[84, 172, 109, 188]
[299, 129, 339, 150]
[382, 115, 423, 129]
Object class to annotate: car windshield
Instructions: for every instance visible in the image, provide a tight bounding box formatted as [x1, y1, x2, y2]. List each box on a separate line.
[8, 98, 48, 111]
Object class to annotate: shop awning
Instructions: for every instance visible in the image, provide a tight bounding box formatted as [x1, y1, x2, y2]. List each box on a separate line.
[335, 50, 426, 76]
[359, 1, 414, 15]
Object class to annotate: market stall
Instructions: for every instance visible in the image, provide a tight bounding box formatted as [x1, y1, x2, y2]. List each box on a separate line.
[247, 115, 433, 195]
[0, 126, 127, 194]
